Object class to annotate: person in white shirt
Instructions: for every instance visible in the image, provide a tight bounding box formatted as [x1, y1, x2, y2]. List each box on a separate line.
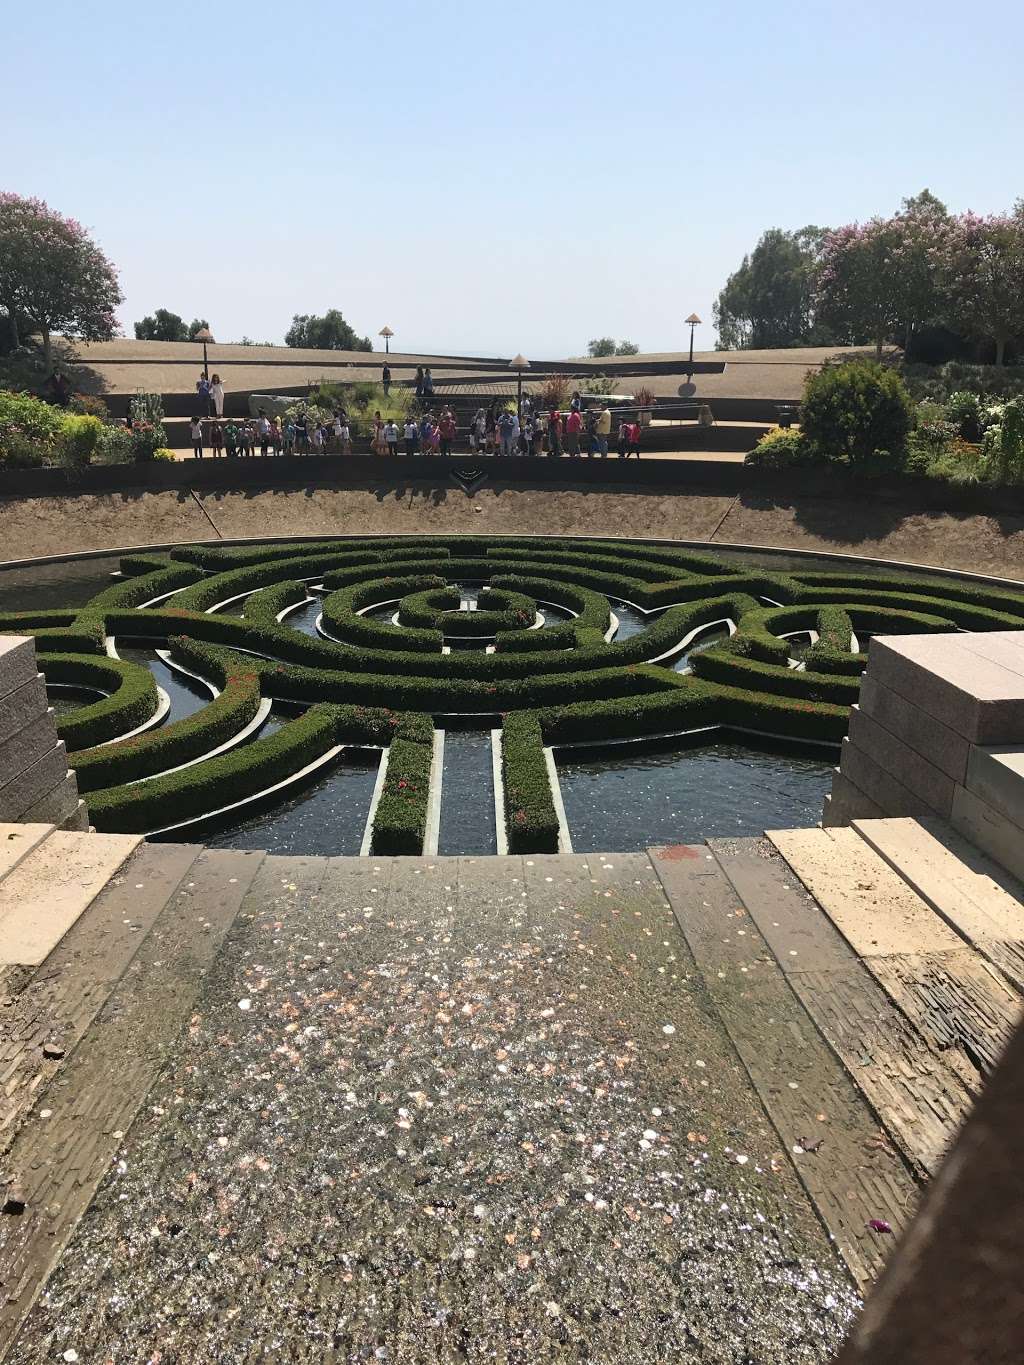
[384, 420, 400, 455]
[404, 419, 419, 456]
[190, 417, 204, 459]
[209, 375, 224, 417]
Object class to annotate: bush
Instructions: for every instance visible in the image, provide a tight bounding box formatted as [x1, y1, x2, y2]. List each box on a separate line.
[801, 360, 913, 468]
[0, 390, 64, 464]
[982, 397, 1024, 485]
[744, 428, 816, 470]
[502, 712, 560, 853]
[69, 394, 110, 420]
[58, 413, 104, 467]
[371, 715, 434, 855]
[94, 422, 135, 464]
[128, 392, 167, 462]
[39, 653, 159, 750]
[943, 390, 984, 441]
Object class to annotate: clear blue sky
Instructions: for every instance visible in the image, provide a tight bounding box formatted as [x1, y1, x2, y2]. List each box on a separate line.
[5, 0, 1022, 357]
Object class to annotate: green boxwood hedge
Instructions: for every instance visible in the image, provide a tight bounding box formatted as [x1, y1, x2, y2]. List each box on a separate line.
[41, 652, 159, 750]
[371, 715, 434, 855]
[502, 712, 560, 853]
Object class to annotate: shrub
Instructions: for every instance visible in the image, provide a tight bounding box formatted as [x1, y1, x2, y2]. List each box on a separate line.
[58, 413, 104, 467]
[801, 359, 913, 468]
[0, 390, 64, 464]
[128, 392, 167, 462]
[371, 715, 434, 855]
[982, 397, 1024, 484]
[502, 712, 560, 853]
[69, 393, 110, 420]
[943, 390, 984, 441]
[95, 423, 135, 464]
[744, 428, 815, 470]
[39, 652, 159, 750]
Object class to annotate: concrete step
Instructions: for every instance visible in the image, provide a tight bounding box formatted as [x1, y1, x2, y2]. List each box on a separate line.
[6, 849, 859, 1360]
[0, 841, 204, 1162]
[708, 836, 974, 1180]
[0, 847, 267, 1356]
[852, 817, 1024, 992]
[0, 832, 142, 967]
[649, 842, 922, 1287]
[0, 824, 53, 885]
[767, 826, 1022, 1085]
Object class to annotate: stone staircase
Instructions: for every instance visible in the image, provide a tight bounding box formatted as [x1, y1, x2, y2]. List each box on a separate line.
[0, 816, 1020, 1359]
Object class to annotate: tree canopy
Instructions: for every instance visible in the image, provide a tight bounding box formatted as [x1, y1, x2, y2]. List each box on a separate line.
[0, 193, 121, 368]
[285, 310, 372, 352]
[587, 338, 640, 357]
[712, 227, 828, 351]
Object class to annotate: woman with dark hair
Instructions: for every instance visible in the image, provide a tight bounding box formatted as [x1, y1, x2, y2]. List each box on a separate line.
[414, 366, 424, 398]
[210, 374, 225, 417]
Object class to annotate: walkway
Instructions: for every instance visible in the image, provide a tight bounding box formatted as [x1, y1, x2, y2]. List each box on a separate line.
[1, 813, 1018, 1360]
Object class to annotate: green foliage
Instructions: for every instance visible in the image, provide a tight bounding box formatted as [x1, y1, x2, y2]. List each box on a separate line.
[285, 310, 372, 352]
[982, 397, 1024, 484]
[943, 390, 985, 441]
[128, 391, 167, 462]
[85, 704, 342, 834]
[134, 309, 188, 342]
[801, 360, 913, 467]
[371, 716, 434, 855]
[0, 389, 64, 464]
[39, 652, 158, 749]
[502, 712, 560, 853]
[744, 427, 816, 470]
[188, 318, 209, 340]
[58, 413, 104, 467]
[714, 226, 827, 350]
[587, 338, 617, 357]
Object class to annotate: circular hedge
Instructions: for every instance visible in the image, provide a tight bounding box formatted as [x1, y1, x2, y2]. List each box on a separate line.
[3, 534, 1023, 854]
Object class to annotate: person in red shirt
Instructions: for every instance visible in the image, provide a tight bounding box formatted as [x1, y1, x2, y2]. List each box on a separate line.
[627, 419, 641, 458]
[565, 407, 583, 457]
[438, 408, 457, 458]
[546, 408, 563, 457]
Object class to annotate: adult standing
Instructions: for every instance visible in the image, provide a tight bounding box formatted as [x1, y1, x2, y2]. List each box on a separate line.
[469, 407, 486, 453]
[423, 367, 434, 397]
[196, 374, 211, 415]
[382, 362, 392, 396]
[209, 374, 225, 418]
[546, 408, 562, 457]
[384, 418, 400, 456]
[438, 408, 456, 458]
[371, 411, 386, 455]
[404, 416, 419, 456]
[190, 416, 204, 459]
[497, 409, 516, 457]
[565, 406, 583, 457]
[595, 403, 611, 458]
[257, 408, 271, 457]
[414, 366, 424, 398]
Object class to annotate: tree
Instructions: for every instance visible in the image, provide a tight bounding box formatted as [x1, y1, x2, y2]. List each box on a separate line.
[0, 193, 121, 369]
[937, 211, 1024, 366]
[801, 359, 913, 467]
[134, 309, 188, 342]
[588, 337, 639, 357]
[188, 318, 210, 340]
[816, 219, 906, 357]
[712, 227, 824, 350]
[614, 340, 639, 355]
[889, 191, 949, 353]
[285, 310, 372, 351]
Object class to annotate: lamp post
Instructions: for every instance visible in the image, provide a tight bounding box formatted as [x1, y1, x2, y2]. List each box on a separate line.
[194, 325, 214, 381]
[194, 326, 215, 416]
[510, 353, 530, 427]
[379, 326, 394, 355]
[684, 314, 701, 372]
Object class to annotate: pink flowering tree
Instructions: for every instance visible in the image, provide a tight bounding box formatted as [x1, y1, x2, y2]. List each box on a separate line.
[815, 219, 905, 357]
[937, 209, 1024, 366]
[0, 193, 122, 370]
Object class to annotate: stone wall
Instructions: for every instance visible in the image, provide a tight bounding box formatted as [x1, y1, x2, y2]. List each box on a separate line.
[823, 631, 1024, 882]
[0, 637, 87, 831]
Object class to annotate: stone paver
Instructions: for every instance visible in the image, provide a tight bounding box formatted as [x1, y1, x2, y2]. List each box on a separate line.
[10, 852, 859, 1363]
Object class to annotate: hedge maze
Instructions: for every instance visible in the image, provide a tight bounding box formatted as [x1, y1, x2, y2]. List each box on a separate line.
[4, 535, 1024, 855]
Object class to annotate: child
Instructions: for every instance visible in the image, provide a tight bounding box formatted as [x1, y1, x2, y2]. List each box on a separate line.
[340, 419, 351, 454]
[224, 421, 238, 458]
[404, 416, 419, 456]
[284, 420, 296, 456]
[271, 417, 282, 455]
[190, 417, 204, 459]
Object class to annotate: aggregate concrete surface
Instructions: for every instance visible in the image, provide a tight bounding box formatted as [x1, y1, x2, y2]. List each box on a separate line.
[11, 853, 859, 1363]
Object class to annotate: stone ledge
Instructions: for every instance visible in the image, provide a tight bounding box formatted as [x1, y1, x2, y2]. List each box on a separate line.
[0, 638, 39, 704]
[964, 747, 1024, 835]
[822, 770, 886, 827]
[847, 706, 955, 819]
[858, 674, 970, 784]
[838, 739, 937, 820]
[951, 785, 1024, 884]
[0, 742, 69, 822]
[0, 709, 60, 790]
[869, 635, 1024, 744]
[0, 675, 48, 749]
[22, 770, 84, 828]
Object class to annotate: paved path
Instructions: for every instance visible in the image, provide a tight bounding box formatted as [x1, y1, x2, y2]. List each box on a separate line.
[3, 849, 860, 1363]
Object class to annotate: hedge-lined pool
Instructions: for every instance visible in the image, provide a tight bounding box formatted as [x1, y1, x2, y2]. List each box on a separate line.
[556, 738, 834, 852]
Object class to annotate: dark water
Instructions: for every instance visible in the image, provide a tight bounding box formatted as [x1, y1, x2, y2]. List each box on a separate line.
[0, 556, 122, 613]
[48, 687, 106, 717]
[610, 601, 654, 640]
[115, 646, 213, 724]
[199, 749, 381, 854]
[278, 595, 323, 637]
[672, 623, 731, 672]
[438, 729, 497, 855]
[557, 738, 834, 853]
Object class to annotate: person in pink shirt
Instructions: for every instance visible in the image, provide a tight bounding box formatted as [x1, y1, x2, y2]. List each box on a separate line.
[565, 407, 583, 457]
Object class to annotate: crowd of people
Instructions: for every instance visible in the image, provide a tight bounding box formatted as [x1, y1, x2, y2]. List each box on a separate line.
[183, 366, 645, 459]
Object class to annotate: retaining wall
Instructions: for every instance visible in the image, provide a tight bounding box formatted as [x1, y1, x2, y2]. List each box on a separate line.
[0, 637, 87, 830]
